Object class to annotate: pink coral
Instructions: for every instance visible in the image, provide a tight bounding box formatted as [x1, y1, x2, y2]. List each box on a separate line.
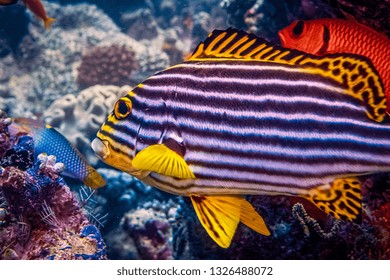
[77, 44, 138, 88]
[0, 113, 107, 259]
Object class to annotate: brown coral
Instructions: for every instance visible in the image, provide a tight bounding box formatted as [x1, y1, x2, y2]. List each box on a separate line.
[77, 44, 138, 88]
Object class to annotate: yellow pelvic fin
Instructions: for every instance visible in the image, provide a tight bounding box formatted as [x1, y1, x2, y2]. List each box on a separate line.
[132, 144, 195, 179]
[240, 199, 270, 236]
[191, 195, 242, 248]
[304, 177, 362, 223]
[190, 195, 270, 248]
[189, 28, 385, 122]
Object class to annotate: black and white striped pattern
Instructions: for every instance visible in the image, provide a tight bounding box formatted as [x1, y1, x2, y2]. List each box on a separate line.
[98, 59, 390, 197]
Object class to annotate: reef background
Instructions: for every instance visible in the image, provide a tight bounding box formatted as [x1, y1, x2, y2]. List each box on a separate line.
[0, 0, 389, 260]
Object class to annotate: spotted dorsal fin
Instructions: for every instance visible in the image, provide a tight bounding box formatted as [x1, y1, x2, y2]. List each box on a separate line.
[189, 28, 386, 122]
[297, 54, 386, 122]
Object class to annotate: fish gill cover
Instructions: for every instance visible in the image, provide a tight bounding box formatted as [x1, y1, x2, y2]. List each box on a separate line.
[0, 0, 389, 259]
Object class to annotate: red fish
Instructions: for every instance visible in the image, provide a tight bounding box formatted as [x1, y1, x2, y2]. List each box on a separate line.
[279, 18, 390, 112]
[0, 0, 55, 28]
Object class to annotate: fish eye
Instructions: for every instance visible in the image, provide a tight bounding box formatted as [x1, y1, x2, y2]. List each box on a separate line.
[114, 98, 132, 119]
[292, 20, 304, 36]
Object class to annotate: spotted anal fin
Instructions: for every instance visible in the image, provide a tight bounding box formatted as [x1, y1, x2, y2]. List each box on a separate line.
[132, 144, 195, 179]
[190, 195, 270, 248]
[304, 178, 362, 223]
[190, 28, 386, 122]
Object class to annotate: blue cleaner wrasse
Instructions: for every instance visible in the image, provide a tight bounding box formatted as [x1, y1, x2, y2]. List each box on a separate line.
[9, 118, 105, 189]
[92, 28, 388, 248]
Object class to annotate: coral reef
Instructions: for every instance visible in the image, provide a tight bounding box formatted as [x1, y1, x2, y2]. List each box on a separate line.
[330, 0, 390, 37]
[221, 0, 306, 41]
[77, 44, 138, 88]
[0, 1, 160, 118]
[220, 0, 341, 41]
[111, 199, 179, 260]
[0, 112, 107, 260]
[121, 0, 227, 66]
[43, 85, 132, 165]
[86, 168, 181, 260]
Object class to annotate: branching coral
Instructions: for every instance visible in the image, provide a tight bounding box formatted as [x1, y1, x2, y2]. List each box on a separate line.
[77, 44, 138, 88]
[292, 202, 342, 240]
[120, 202, 177, 260]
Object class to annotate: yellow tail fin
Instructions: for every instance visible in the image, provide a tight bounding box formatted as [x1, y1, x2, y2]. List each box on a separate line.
[44, 17, 56, 29]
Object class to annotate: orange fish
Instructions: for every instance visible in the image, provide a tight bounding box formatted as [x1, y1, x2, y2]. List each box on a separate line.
[279, 18, 390, 112]
[22, 0, 55, 29]
[0, 0, 55, 28]
[0, 0, 18, 5]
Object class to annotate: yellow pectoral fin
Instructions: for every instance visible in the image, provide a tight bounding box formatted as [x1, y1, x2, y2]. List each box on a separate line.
[190, 195, 243, 248]
[305, 177, 362, 222]
[132, 144, 195, 179]
[240, 200, 270, 236]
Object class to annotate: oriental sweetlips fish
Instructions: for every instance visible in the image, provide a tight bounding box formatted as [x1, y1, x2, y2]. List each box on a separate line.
[92, 28, 388, 248]
[278, 18, 390, 111]
[0, 0, 55, 29]
[9, 118, 105, 189]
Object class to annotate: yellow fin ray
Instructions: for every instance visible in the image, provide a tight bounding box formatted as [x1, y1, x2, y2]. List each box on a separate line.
[240, 200, 270, 236]
[305, 177, 362, 222]
[191, 195, 270, 248]
[132, 144, 195, 179]
[190, 195, 243, 248]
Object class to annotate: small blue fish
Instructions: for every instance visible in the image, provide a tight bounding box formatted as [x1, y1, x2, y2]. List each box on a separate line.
[9, 118, 105, 189]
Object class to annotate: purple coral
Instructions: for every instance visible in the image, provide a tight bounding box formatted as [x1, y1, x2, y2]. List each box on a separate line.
[77, 44, 138, 88]
[0, 112, 107, 260]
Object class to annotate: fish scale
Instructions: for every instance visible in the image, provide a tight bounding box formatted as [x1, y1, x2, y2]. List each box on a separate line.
[92, 28, 388, 248]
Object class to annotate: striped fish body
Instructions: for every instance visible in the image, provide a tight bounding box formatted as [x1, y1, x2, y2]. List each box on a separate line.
[92, 28, 387, 248]
[135, 59, 390, 197]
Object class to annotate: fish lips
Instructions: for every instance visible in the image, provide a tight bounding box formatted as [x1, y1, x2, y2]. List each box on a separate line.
[91, 138, 109, 160]
[91, 137, 148, 178]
